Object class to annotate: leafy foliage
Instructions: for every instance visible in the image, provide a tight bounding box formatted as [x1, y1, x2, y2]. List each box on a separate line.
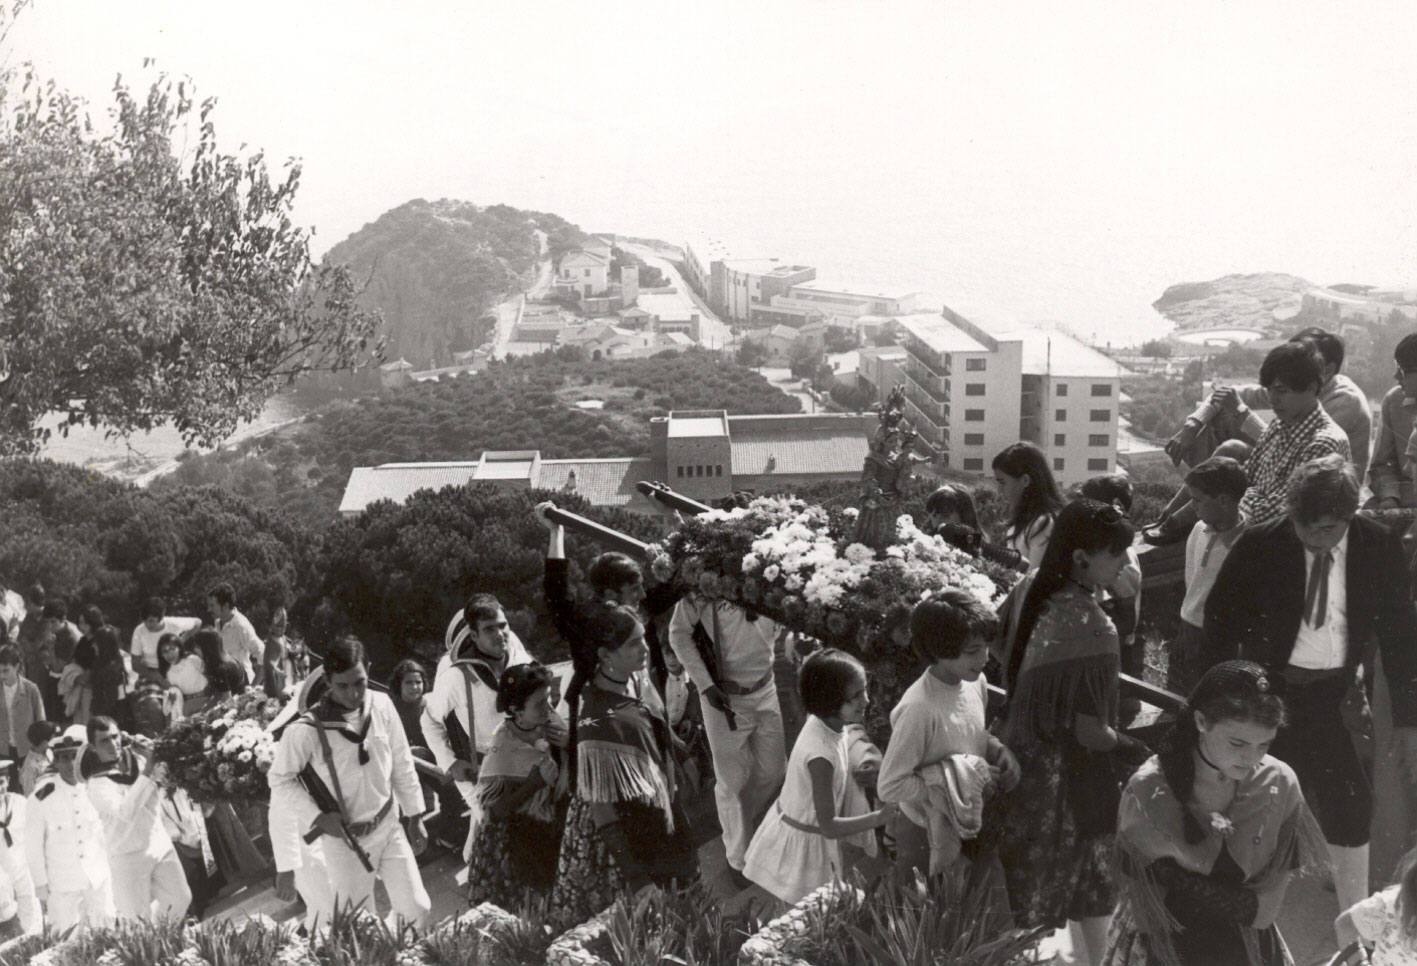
[0, 68, 379, 454]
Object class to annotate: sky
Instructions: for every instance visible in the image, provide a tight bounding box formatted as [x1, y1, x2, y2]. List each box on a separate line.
[6, 1, 1417, 338]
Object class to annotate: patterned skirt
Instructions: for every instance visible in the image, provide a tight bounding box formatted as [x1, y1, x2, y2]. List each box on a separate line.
[465, 810, 562, 911]
[993, 740, 1116, 928]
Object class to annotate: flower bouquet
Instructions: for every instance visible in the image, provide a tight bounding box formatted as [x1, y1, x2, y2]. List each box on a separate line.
[154, 689, 284, 806]
[649, 496, 1017, 648]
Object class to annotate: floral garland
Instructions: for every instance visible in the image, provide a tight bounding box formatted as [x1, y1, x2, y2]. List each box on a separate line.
[648, 496, 1017, 646]
[153, 690, 284, 806]
[739, 881, 863, 966]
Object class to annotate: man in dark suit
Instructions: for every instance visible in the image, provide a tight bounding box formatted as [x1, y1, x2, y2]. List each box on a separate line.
[1206, 453, 1417, 914]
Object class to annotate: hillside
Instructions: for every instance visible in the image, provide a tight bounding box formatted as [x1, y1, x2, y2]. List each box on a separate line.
[151, 348, 802, 527]
[1151, 272, 1312, 332]
[323, 199, 587, 367]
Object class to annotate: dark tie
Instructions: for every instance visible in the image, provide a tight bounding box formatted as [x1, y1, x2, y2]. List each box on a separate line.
[1305, 550, 1332, 628]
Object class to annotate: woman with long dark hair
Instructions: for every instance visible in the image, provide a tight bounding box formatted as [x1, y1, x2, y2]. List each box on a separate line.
[992, 442, 1065, 569]
[87, 625, 129, 725]
[1104, 662, 1325, 966]
[994, 499, 1149, 966]
[546, 602, 696, 931]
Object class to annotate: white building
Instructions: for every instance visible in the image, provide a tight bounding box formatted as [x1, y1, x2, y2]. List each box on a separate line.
[898, 306, 1122, 484]
[769, 280, 922, 325]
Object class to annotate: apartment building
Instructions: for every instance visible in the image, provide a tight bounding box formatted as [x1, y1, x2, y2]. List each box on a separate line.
[898, 307, 1121, 484]
[714, 258, 817, 324]
[769, 280, 922, 325]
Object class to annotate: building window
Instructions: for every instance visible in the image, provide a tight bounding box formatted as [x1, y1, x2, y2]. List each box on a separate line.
[1055, 409, 1067, 422]
[964, 409, 984, 422]
[1091, 383, 1113, 397]
[716, 465, 723, 477]
[1057, 384, 1068, 396]
[1053, 458, 1065, 471]
[1088, 458, 1109, 471]
[963, 458, 984, 471]
[1090, 409, 1110, 422]
[1089, 434, 1109, 447]
[1054, 433, 1066, 446]
[966, 358, 986, 371]
[965, 383, 985, 396]
[676, 466, 684, 478]
[964, 433, 984, 445]
[584, 269, 591, 277]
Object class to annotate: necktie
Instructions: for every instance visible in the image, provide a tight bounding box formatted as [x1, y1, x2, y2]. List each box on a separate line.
[1305, 550, 1332, 628]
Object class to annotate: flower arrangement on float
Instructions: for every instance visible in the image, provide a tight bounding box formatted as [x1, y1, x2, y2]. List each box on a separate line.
[647, 496, 1017, 647]
[152, 689, 284, 806]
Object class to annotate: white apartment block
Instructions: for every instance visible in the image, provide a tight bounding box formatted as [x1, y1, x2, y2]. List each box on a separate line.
[898, 306, 1122, 485]
[769, 280, 922, 324]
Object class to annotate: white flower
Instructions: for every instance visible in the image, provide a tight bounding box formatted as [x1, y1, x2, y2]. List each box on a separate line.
[843, 543, 874, 565]
[762, 564, 781, 582]
[784, 574, 803, 591]
[1209, 812, 1235, 838]
[741, 553, 761, 573]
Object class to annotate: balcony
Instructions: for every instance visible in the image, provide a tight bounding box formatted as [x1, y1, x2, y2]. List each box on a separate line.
[905, 387, 949, 426]
[905, 342, 951, 378]
[905, 361, 949, 400]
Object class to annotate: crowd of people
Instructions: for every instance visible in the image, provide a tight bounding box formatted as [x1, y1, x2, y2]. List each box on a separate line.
[0, 325, 1416, 966]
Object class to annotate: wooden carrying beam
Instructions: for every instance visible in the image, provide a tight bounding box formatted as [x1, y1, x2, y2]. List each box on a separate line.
[541, 505, 652, 559]
[635, 481, 713, 516]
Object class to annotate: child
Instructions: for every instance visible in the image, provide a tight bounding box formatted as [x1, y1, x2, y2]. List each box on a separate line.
[1337, 846, 1417, 965]
[1173, 456, 1247, 693]
[18, 720, 58, 796]
[878, 590, 1021, 879]
[743, 649, 895, 905]
[0, 646, 45, 763]
[992, 442, 1066, 570]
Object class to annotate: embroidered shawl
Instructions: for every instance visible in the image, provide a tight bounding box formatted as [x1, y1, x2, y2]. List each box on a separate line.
[575, 680, 675, 829]
[1115, 756, 1329, 966]
[477, 718, 564, 822]
[1002, 585, 1119, 747]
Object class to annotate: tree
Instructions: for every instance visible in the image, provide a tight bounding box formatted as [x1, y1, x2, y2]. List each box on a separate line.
[788, 338, 823, 380]
[0, 67, 381, 454]
[1139, 339, 1173, 359]
[735, 340, 768, 368]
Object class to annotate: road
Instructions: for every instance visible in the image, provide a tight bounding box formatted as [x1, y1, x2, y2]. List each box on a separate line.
[620, 242, 733, 351]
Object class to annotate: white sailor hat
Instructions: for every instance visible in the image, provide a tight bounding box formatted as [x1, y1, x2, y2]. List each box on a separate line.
[52, 725, 87, 754]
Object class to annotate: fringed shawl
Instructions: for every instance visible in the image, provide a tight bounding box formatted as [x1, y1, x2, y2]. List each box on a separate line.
[575, 680, 675, 830]
[1115, 756, 1330, 966]
[1001, 585, 1120, 747]
[477, 719, 563, 823]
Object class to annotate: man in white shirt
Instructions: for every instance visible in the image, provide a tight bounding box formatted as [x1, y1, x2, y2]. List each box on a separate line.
[422, 595, 532, 820]
[0, 762, 39, 933]
[207, 583, 264, 689]
[1206, 454, 1417, 915]
[269, 636, 430, 929]
[669, 597, 786, 880]
[27, 725, 113, 933]
[84, 716, 189, 921]
[129, 597, 202, 674]
[1172, 456, 1248, 691]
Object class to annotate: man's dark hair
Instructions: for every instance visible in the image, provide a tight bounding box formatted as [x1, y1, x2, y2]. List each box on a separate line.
[325, 635, 367, 675]
[1395, 333, 1417, 372]
[1290, 326, 1345, 371]
[80, 605, 105, 632]
[26, 720, 59, 748]
[0, 646, 20, 669]
[1258, 341, 1323, 394]
[1286, 453, 1360, 524]
[86, 715, 119, 744]
[24, 584, 44, 607]
[587, 553, 643, 597]
[141, 597, 166, 621]
[41, 599, 68, 622]
[463, 593, 503, 628]
[909, 588, 999, 662]
[1185, 456, 1249, 502]
[208, 583, 237, 609]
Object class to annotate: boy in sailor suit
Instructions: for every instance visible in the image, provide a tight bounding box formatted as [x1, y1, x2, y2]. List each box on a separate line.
[0, 761, 40, 933]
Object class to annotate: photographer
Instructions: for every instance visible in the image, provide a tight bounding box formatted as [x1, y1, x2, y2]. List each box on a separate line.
[83, 716, 191, 921]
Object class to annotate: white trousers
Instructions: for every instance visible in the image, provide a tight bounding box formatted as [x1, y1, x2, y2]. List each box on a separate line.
[295, 839, 334, 932]
[701, 681, 787, 870]
[110, 848, 191, 922]
[6, 863, 38, 934]
[322, 810, 430, 929]
[47, 881, 114, 934]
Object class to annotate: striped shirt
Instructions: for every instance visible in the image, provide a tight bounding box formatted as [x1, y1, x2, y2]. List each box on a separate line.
[1237, 404, 1350, 525]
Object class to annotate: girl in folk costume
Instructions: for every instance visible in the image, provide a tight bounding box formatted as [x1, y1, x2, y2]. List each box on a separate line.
[993, 499, 1151, 966]
[547, 602, 695, 931]
[1105, 662, 1327, 966]
[466, 663, 568, 909]
[743, 649, 894, 905]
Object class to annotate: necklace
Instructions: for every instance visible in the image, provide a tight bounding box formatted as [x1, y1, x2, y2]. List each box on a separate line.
[1196, 742, 1232, 783]
[596, 668, 630, 686]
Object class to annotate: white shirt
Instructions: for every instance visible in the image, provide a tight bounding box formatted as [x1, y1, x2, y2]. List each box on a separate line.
[0, 793, 28, 883]
[217, 609, 263, 681]
[267, 691, 423, 874]
[668, 599, 778, 692]
[423, 635, 533, 768]
[1290, 530, 1350, 670]
[131, 617, 203, 670]
[877, 671, 990, 830]
[87, 755, 173, 860]
[1181, 518, 1245, 627]
[27, 777, 110, 892]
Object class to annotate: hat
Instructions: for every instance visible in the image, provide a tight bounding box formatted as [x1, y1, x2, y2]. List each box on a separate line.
[0, 760, 15, 776]
[52, 725, 87, 754]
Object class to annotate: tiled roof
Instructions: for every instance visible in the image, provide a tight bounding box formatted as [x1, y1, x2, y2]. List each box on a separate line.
[730, 429, 869, 477]
[538, 458, 660, 509]
[339, 463, 480, 514]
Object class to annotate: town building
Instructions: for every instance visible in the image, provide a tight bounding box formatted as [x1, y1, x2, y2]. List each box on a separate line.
[768, 281, 922, 325]
[338, 410, 874, 517]
[714, 259, 817, 325]
[897, 306, 1122, 484]
[1302, 287, 1417, 327]
[554, 250, 611, 298]
[855, 345, 908, 405]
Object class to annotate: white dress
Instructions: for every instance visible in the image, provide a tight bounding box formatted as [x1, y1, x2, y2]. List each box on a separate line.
[743, 715, 851, 904]
[1347, 885, 1417, 966]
